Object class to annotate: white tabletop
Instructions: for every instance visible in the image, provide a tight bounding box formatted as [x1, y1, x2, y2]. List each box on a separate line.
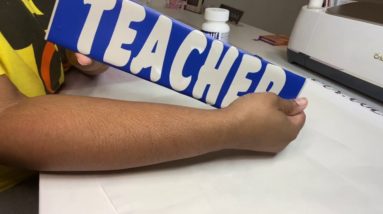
[40, 3, 383, 214]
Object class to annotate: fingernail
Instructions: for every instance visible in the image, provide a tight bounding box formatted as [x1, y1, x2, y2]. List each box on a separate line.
[295, 97, 308, 107]
[76, 54, 92, 66]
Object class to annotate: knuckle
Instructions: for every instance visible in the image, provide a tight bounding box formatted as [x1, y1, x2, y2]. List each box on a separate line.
[263, 92, 279, 106]
[267, 92, 278, 99]
[286, 131, 299, 142]
[289, 134, 298, 142]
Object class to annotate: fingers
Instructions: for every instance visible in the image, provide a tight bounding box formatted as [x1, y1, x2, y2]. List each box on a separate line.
[288, 112, 306, 131]
[66, 51, 109, 75]
[75, 53, 93, 66]
[277, 96, 307, 136]
[278, 97, 308, 116]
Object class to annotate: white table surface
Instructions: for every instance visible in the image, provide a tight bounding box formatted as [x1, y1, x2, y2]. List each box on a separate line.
[40, 3, 383, 214]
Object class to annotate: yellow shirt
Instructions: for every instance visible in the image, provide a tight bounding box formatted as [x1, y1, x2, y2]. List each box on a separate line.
[0, 33, 64, 96]
[0, 0, 66, 191]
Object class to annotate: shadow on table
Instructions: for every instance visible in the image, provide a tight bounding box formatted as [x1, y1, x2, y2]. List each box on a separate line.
[0, 174, 38, 214]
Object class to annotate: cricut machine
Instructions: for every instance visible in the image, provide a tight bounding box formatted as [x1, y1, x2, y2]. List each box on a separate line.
[288, 1, 383, 102]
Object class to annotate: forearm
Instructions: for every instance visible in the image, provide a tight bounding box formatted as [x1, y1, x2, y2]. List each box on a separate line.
[0, 95, 231, 171]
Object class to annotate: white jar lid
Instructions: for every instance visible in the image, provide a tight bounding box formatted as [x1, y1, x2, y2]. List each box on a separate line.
[204, 8, 230, 22]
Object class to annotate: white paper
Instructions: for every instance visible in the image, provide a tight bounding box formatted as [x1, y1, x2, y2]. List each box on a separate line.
[97, 79, 383, 214]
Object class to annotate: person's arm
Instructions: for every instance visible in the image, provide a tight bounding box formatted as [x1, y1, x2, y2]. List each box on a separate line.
[0, 75, 307, 172]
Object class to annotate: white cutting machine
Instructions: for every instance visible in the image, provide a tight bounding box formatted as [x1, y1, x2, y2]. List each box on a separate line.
[288, 1, 383, 102]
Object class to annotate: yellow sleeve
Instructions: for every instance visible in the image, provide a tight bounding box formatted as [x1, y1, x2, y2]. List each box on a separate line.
[0, 60, 6, 76]
[0, 33, 6, 76]
[0, 42, 5, 76]
[0, 32, 46, 96]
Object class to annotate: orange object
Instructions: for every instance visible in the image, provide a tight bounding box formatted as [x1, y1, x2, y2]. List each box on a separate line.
[41, 42, 56, 93]
[258, 35, 289, 46]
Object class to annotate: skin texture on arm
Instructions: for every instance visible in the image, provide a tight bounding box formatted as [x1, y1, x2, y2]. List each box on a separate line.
[0, 75, 307, 172]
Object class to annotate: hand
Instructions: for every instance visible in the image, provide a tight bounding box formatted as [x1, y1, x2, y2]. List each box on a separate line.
[222, 93, 307, 153]
[66, 51, 108, 75]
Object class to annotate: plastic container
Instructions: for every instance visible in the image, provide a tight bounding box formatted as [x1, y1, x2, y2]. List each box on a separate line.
[308, 0, 324, 9]
[201, 8, 230, 43]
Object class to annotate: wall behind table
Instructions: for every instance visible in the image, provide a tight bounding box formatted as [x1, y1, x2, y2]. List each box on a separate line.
[205, 0, 307, 35]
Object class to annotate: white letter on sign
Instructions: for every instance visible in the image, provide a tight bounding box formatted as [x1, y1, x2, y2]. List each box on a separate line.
[169, 30, 207, 92]
[255, 64, 286, 94]
[221, 55, 262, 107]
[104, 1, 145, 67]
[78, 0, 117, 55]
[193, 41, 239, 105]
[130, 15, 172, 82]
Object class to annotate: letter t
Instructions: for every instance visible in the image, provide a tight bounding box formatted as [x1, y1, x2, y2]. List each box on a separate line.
[77, 0, 117, 55]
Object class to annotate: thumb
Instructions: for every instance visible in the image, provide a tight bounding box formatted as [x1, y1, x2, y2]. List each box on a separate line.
[75, 53, 93, 66]
[278, 97, 308, 116]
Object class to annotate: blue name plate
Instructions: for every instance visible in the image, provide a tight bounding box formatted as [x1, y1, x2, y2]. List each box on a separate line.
[46, 0, 306, 108]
